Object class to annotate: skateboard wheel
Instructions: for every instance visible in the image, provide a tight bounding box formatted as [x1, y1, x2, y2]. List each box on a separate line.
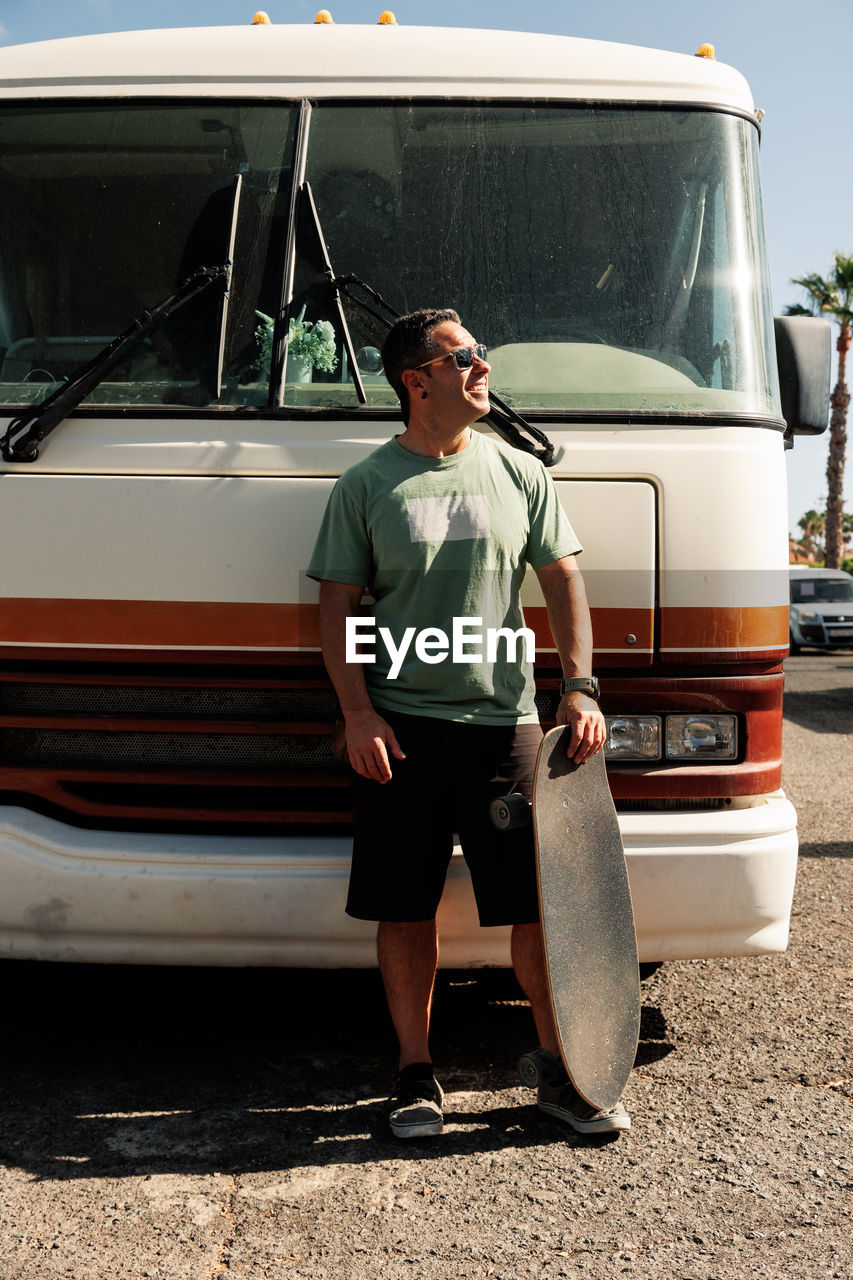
[518, 1052, 543, 1088]
[489, 792, 531, 831]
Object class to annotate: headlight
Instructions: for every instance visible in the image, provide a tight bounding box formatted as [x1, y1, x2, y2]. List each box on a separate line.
[793, 608, 818, 622]
[604, 715, 661, 760]
[665, 714, 737, 760]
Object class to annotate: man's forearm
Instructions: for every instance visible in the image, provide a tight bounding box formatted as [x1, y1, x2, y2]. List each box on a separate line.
[538, 559, 594, 677]
[535, 556, 605, 762]
[317, 582, 375, 720]
[318, 580, 405, 782]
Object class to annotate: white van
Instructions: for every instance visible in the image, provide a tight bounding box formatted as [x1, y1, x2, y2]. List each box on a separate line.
[789, 567, 853, 652]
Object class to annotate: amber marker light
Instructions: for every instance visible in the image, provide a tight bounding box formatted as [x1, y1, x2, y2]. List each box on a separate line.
[377, 11, 398, 23]
[695, 43, 716, 58]
[252, 10, 271, 22]
[315, 9, 335, 21]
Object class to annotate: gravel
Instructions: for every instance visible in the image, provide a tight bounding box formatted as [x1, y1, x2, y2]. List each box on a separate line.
[0, 652, 850, 1279]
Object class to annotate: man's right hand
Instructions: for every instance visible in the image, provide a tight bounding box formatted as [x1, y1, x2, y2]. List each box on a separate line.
[344, 710, 406, 783]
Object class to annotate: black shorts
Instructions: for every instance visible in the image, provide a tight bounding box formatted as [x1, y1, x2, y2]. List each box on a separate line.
[346, 711, 542, 927]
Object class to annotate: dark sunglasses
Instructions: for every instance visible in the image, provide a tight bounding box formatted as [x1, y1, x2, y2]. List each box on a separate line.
[415, 344, 488, 371]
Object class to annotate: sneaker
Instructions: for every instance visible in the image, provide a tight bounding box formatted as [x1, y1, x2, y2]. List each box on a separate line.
[386, 1063, 445, 1139]
[532, 1050, 631, 1136]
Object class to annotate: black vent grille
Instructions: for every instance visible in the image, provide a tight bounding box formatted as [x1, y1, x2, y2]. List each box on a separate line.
[0, 666, 349, 832]
[0, 682, 340, 718]
[2, 729, 339, 770]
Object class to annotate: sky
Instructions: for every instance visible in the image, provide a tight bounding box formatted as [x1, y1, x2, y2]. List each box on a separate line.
[1, 0, 850, 536]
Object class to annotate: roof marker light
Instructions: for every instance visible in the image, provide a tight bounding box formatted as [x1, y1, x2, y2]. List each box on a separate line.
[378, 11, 398, 23]
[252, 11, 271, 23]
[315, 9, 335, 22]
[695, 43, 716, 59]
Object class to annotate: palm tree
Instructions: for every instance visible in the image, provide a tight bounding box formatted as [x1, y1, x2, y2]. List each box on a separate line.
[796, 508, 826, 560]
[786, 253, 853, 568]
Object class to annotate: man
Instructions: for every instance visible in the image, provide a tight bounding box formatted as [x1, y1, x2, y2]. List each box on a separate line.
[308, 308, 629, 1138]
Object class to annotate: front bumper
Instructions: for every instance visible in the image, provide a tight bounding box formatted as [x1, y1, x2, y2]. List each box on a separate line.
[791, 616, 853, 648]
[0, 794, 797, 966]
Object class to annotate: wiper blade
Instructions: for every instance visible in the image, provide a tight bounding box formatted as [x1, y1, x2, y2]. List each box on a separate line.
[214, 174, 243, 400]
[1, 262, 230, 463]
[328, 272, 556, 467]
[302, 185, 366, 405]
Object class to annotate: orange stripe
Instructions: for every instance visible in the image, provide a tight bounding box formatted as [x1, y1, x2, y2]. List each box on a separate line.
[0, 599, 319, 649]
[526, 606, 654, 653]
[661, 606, 788, 650]
[0, 599, 790, 656]
[0, 598, 655, 656]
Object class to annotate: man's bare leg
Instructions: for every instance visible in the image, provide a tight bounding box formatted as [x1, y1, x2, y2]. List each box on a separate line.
[377, 919, 438, 1069]
[511, 921, 559, 1055]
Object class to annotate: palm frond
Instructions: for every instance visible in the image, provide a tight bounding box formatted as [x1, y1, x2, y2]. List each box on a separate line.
[791, 259, 853, 323]
[784, 302, 817, 317]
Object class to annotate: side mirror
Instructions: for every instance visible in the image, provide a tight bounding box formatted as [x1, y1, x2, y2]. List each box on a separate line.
[774, 315, 831, 436]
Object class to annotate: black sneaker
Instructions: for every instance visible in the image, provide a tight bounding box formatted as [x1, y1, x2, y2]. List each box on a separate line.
[386, 1062, 444, 1139]
[529, 1049, 631, 1136]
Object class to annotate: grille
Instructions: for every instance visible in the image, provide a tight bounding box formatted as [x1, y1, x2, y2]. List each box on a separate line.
[0, 668, 347, 831]
[534, 688, 561, 719]
[0, 683, 339, 717]
[615, 798, 726, 813]
[62, 781, 353, 817]
[1, 728, 340, 770]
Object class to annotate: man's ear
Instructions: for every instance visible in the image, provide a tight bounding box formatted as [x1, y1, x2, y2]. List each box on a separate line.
[401, 366, 428, 399]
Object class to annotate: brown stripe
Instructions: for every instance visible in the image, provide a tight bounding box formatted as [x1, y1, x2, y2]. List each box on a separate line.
[0, 598, 654, 655]
[0, 599, 320, 649]
[661, 605, 788, 650]
[0, 599, 791, 656]
[526, 606, 654, 654]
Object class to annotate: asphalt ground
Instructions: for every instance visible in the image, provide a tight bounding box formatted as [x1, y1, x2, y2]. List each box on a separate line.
[0, 652, 850, 1279]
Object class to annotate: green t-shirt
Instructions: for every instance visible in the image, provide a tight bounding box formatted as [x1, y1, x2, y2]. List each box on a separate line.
[307, 431, 581, 724]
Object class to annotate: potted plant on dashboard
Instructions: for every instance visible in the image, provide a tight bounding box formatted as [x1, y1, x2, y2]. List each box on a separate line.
[252, 307, 338, 383]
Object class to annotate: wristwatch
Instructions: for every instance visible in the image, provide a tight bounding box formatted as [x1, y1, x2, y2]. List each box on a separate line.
[559, 676, 601, 701]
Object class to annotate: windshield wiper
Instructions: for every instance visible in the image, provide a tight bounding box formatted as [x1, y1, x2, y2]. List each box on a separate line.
[1, 262, 231, 463]
[328, 273, 556, 467]
[301, 184, 366, 405]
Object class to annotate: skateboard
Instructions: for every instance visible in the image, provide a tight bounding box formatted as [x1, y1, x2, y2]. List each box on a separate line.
[490, 726, 640, 1111]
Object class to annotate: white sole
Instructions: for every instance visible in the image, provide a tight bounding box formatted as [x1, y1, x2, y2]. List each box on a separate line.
[538, 1099, 631, 1135]
[388, 1115, 444, 1138]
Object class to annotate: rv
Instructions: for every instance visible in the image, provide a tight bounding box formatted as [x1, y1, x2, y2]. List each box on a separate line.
[0, 16, 829, 965]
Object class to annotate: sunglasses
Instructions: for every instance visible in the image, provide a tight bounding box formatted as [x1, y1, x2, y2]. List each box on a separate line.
[414, 344, 488, 371]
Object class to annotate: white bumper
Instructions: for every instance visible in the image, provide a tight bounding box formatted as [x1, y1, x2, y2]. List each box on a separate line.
[0, 795, 797, 966]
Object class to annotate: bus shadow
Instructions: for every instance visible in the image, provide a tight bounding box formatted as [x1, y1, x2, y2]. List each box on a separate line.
[0, 963, 673, 1180]
[783, 687, 853, 734]
[798, 841, 853, 859]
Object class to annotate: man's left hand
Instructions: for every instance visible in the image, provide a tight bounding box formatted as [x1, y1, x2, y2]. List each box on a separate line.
[556, 691, 607, 764]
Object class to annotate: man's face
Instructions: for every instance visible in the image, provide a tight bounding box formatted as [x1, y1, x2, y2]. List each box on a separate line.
[417, 321, 490, 424]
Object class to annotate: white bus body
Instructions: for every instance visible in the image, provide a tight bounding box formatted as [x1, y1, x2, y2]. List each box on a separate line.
[0, 22, 810, 965]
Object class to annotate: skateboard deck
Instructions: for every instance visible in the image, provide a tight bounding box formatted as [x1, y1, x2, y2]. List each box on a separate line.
[531, 726, 640, 1111]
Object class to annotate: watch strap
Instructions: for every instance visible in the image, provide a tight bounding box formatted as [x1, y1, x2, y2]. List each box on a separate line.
[559, 676, 600, 700]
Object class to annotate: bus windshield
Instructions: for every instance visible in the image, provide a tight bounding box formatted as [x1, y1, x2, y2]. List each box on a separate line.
[0, 102, 297, 411]
[0, 100, 780, 421]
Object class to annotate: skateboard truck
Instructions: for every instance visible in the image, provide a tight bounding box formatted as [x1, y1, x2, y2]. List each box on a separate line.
[518, 1047, 566, 1089]
[488, 792, 530, 831]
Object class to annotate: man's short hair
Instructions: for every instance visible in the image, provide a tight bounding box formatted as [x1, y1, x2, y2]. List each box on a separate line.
[381, 308, 460, 424]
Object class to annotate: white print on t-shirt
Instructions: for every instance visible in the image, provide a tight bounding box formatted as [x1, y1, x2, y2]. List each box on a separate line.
[405, 494, 491, 543]
[345, 616, 535, 680]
